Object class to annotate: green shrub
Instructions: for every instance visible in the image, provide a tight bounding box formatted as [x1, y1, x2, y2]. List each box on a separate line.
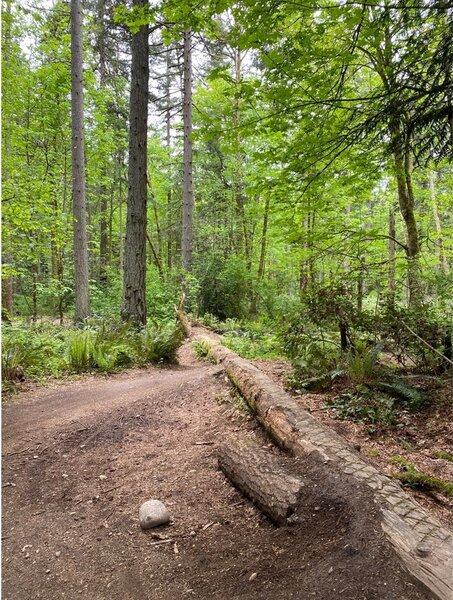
[368, 379, 426, 410]
[196, 254, 251, 320]
[2, 323, 65, 381]
[222, 320, 282, 359]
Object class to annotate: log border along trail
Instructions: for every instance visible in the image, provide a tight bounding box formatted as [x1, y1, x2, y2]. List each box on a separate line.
[194, 331, 453, 600]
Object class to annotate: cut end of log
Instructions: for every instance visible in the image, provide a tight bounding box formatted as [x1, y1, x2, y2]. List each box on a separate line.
[218, 438, 305, 526]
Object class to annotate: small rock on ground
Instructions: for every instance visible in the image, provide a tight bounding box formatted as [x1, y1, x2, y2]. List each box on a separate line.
[139, 500, 170, 530]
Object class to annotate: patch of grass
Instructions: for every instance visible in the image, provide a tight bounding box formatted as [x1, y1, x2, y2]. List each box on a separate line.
[192, 339, 216, 363]
[433, 450, 453, 463]
[366, 448, 380, 458]
[230, 389, 252, 416]
[390, 455, 453, 497]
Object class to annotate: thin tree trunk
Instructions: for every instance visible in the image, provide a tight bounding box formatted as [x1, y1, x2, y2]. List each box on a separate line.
[182, 29, 194, 273]
[388, 205, 396, 305]
[2, 264, 14, 318]
[147, 233, 164, 279]
[149, 177, 163, 271]
[71, 0, 90, 322]
[389, 120, 420, 305]
[233, 47, 251, 266]
[257, 195, 270, 281]
[121, 0, 149, 325]
[357, 259, 364, 314]
[250, 195, 269, 314]
[428, 170, 448, 273]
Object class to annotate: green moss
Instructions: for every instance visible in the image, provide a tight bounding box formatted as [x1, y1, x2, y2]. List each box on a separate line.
[390, 455, 453, 496]
[433, 450, 453, 463]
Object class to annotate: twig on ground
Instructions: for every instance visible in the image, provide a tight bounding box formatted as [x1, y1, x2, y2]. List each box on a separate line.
[193, 441, 214, 446]
[4, 447, 30, 457]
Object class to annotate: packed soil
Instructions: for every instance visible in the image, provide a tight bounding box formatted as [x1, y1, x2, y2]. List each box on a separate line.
[253, 359, 453, 529]
[2, 343, 431, 600]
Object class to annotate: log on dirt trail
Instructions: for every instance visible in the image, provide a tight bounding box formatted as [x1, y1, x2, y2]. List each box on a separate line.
[175, 293, 192, 338]
[218, 438, 305, 525]
[195, 331, 453, 600]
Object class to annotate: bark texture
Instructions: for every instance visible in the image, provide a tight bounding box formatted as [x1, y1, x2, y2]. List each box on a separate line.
[218, 438, 305, 525]
[429, 170, 448, 273]
[122, 0, 149, 325]
[182, 30, 193, 273]
[71, 0, 90, 322]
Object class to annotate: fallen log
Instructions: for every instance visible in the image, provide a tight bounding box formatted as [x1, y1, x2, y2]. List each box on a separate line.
[218, 438, 305, 525]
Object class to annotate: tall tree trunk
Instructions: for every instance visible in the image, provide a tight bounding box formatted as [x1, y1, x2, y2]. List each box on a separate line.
[165, 49, 173, 271]
[121, 0, 149, 325]
[388, 205, 396, 305]
[182, 29, 194, 274]
[71, 0, 90, 322]
[428, 170, 448, 273]
[2, 0, 14, 319]
[96, 0, 109, 284]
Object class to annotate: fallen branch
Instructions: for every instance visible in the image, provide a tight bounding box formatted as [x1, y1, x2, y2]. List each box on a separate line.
[401, 320, 453, 366]
[149, 538, 174, 546]
[193, 441, 214, 446]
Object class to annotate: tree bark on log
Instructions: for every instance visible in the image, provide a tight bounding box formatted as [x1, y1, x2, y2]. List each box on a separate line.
[175, 293, 191, 337]
[218, 439, 305, 525]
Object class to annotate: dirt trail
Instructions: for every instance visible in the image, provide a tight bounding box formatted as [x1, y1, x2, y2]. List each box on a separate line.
[2, 342, 429, 600]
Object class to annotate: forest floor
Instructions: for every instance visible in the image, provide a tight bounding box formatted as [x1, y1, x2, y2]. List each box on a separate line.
[253, 359, 453, 530]
[1, 340, 437, 600]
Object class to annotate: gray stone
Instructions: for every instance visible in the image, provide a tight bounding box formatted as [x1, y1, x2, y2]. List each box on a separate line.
[139, 500, 170, 530]
[416, 542, 432, 557]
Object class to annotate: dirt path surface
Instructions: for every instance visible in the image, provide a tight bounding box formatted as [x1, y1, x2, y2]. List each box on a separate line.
[2, 343, 430, 600]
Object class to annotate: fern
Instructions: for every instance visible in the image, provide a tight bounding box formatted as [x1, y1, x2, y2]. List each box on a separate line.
[192, 340, 216, 363]
[136, 322, 183, 363]
[369, 380, 426, 409]
[67, 331, 94, 372]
